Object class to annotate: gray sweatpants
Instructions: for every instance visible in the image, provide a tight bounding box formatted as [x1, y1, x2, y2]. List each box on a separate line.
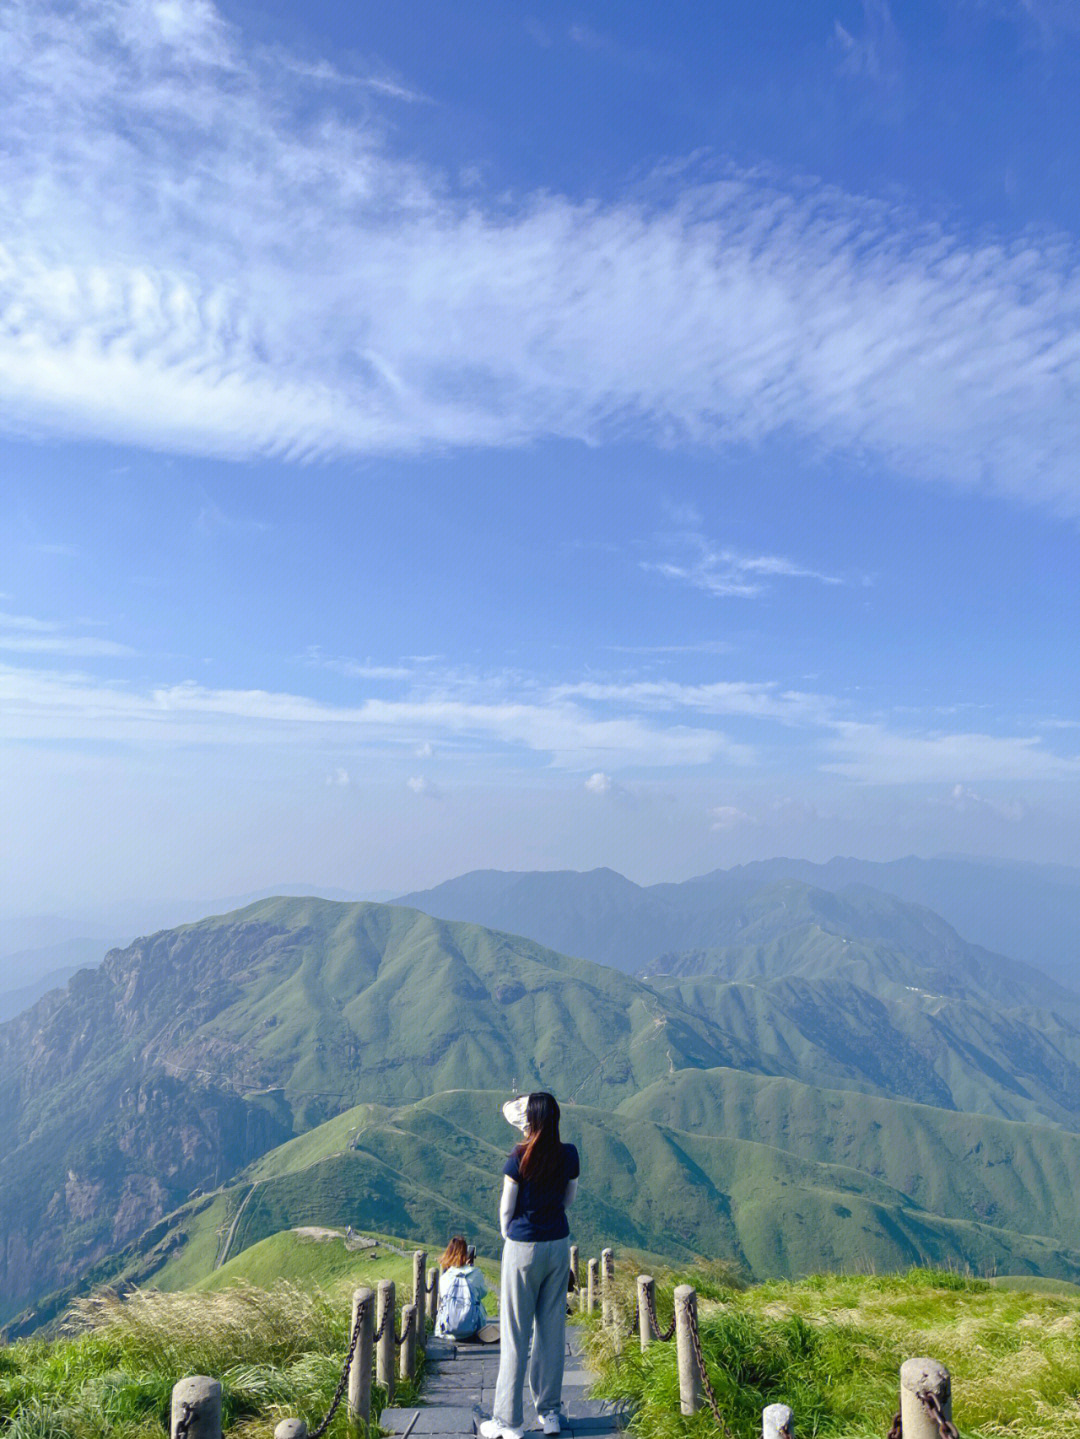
[492, 1236, 571, 1430]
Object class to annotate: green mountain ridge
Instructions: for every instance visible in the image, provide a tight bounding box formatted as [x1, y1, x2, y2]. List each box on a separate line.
[398, 862, 1080, 992]
[6, 890, 1080, 1329]
[0, 897, 737, 1322]
[90, 1088, 1080, 1300]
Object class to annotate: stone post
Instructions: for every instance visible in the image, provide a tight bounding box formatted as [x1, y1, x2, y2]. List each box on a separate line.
[399, 1303, 418, 1381]
[412, 1250, 427, 1349]
[637, 1275, 654, 1353]
[569, 1244, 579, 1297]
[274, 1423, 307, 1439]
[428, 1266, 440, 1330]
[900, 1358, 952, 1439]
[587, 1258, 599, 1314]
[601, 1247, 615, 1327]
[674, 1285, 701, 1415]
[171, 1377, 222, 1439]
[763, 1402, 795, 1439]
[346, 1286, 374, 1428]
[376, 1279, 396, 1402]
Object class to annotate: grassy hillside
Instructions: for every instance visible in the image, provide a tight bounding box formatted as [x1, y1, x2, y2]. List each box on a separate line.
[0, 900, 737, 1322]
[587, 1267, 1080, 1439]
[0, 1279, 423, 1439]
[645, 966, 1080, 1128]
[619, 1066, 1080, 1253]
[398, 866, 1079, 997]
[7, 890, 1080, 1328]
[131, 1090, 1080, 1291]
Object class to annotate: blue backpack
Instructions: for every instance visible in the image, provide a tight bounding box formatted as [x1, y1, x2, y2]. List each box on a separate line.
[438, 1270, 484, 1338]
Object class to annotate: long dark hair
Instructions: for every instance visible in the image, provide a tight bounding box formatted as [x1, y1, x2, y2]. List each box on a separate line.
[517, 1091, 563, 1186]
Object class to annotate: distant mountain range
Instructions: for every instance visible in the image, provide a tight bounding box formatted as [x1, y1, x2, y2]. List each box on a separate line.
[397, 854, 1080, 991]
[5, 875, 1080, 1332]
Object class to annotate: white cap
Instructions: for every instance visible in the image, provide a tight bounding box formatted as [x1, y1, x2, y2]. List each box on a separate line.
[502, 1095, 529, 1133]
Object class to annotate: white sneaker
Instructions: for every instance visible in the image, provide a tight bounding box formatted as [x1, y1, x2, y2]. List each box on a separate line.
[479, 1420, 523, 1439]
[541, 1415, 562, 1436]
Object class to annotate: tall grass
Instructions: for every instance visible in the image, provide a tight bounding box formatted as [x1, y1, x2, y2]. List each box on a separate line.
[586, 1268, 1080, 1439]
[0, 1282, 420, 1439]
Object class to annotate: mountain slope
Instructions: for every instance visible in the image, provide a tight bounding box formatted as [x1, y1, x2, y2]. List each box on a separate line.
[618, 1067, 1080, 1251]
[6, 889, 1080, 1328]
[129, 1089, 1080, 1291]
[0, 897, 740, 1321]
[712, 856, 1080, 991]
[397, 867, 1075, 996]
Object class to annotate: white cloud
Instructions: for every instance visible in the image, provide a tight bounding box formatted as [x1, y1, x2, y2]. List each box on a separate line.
[407, 774, 440, 797]
[0, 611, 136, 657]
[0, 664, 745, 770]
[326, 767, 350, 786]
[825, 722, 1080, 784]
[415, 740, 434, 758]
[555, 678, 831, 723]
[584, 771, 612, 794]
[710, 805, 752, 830]
[833, 0, 902, 84]
[1, 0, 1080, 511]
[942, 782, 1027, 822]
[643, 527, 844, 599]
[304, 647, 414, 681]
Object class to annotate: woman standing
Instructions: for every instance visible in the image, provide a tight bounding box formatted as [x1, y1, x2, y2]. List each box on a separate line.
[480, 1092, 580, 1439]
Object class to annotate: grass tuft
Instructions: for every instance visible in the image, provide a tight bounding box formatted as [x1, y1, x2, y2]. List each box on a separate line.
[586, 1267, 1080, 1439]
[0, 1281, 422, 1439]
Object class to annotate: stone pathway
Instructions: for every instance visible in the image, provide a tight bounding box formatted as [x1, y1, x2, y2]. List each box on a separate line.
[380, 1328, 626, 1437]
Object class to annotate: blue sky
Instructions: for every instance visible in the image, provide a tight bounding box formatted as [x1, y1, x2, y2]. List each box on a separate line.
[2, 0, 1080, 913]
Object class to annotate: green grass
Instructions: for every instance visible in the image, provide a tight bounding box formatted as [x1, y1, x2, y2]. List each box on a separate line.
[0, 1278, 425, 1439]
[191, 1228, 499, 1308]
[585, 1267, 1080, 1439]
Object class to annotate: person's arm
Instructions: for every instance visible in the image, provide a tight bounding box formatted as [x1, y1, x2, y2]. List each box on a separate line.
[563, 1177, 578, 1208]
[499, 1175, 518, 1238]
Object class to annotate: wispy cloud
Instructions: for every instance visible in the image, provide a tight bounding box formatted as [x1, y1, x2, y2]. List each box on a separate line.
[304, 646, 414, 681]
[2, 650, 1077, 789]
[824, 721, 1080, 783]
[0, 612, 136, 657]
[407, 773, 441, 798]
[644, 522, 844, 599]
[710, 804, 753, 830]
[940, 782, 1027, 821]
[196, 495, 270, 536]
[552, 678, 831, 723]
[604, 640, 733, 656]
[833, 0, 903, 85]
[264, 49, 429, 103]
[2, 0, 1080, 510]
[0, 665, 745, 769]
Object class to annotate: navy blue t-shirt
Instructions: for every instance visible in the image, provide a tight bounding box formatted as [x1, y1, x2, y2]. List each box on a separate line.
[503, 1142, 580, 1242]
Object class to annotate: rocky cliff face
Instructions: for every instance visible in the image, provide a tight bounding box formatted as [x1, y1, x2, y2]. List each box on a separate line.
[0, 922, 296, 1324]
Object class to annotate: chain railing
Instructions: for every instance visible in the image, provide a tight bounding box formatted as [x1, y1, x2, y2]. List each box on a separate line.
[169, 1251, 439, 1439]
[581, 1253, 963, 1439]
[306, 1297, 365, 1439]
[684, 1292, 738, 1439]
[919, 1389, 961, 1439]
[643, 1282, 676, 1342]
[394, 1305, 416, 1347]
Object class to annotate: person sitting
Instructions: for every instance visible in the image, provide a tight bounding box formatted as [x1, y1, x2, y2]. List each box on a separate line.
[434, 1235, 495, 1341]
